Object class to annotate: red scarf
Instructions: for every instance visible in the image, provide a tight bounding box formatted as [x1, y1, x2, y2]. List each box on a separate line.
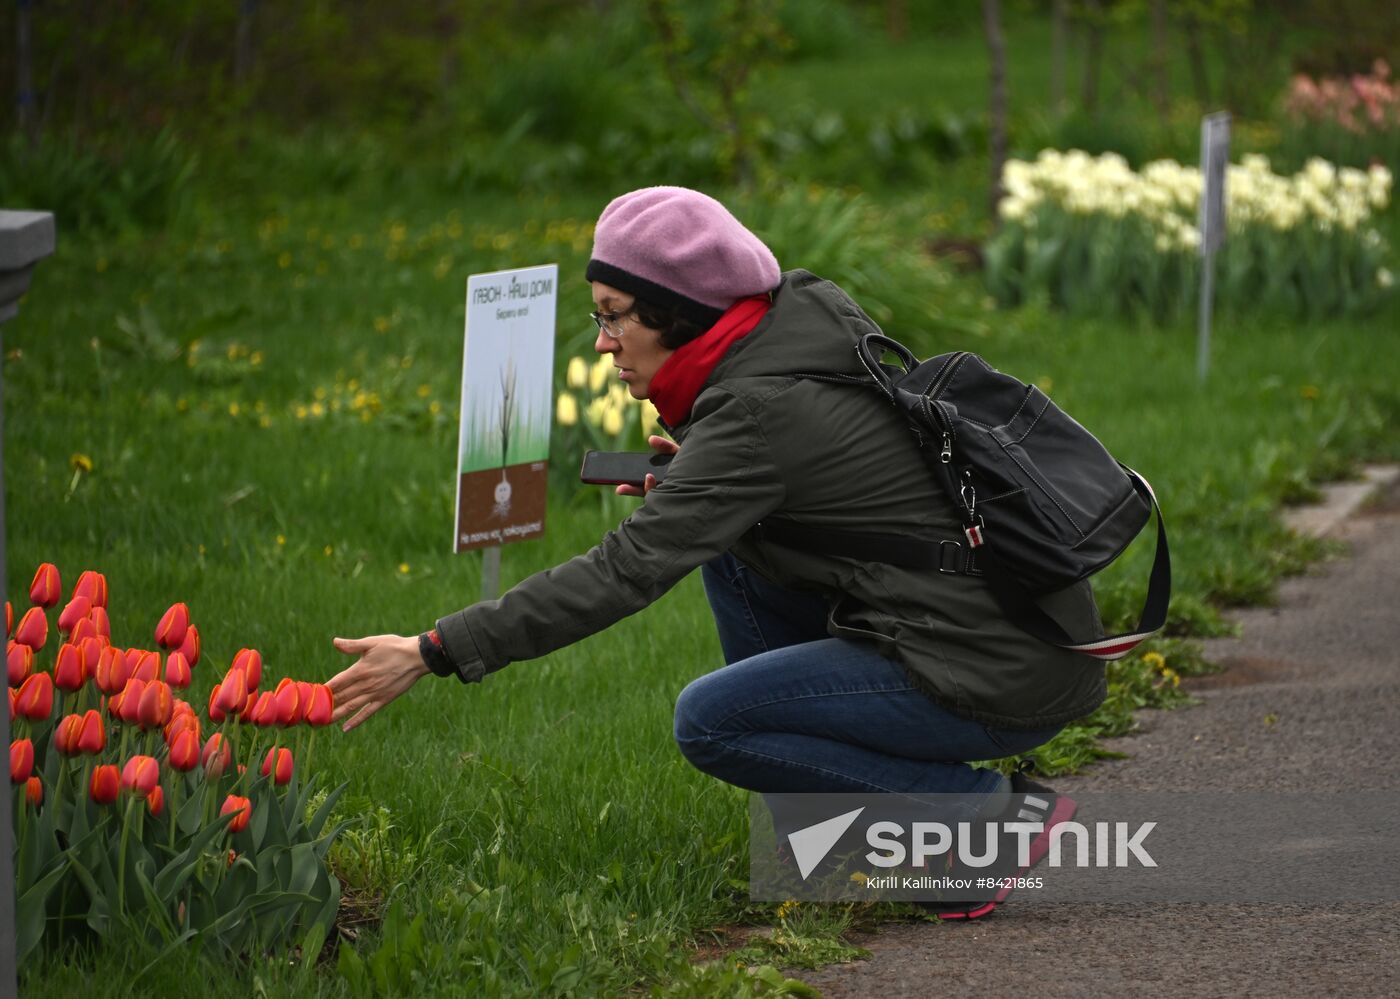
[648, 296, 771, 427]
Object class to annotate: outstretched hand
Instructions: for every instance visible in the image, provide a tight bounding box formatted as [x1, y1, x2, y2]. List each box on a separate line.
[615, 434, 680, 498]
[327, 634, 430, 733]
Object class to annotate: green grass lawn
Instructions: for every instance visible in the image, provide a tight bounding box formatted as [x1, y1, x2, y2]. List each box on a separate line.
[8, 13, 1400, 998]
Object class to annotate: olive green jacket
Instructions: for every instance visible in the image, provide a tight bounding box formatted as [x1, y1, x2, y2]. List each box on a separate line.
[436, 270, 1106, 729]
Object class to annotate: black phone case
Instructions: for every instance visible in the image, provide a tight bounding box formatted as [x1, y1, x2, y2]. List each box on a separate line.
[579, 450, 673, 487]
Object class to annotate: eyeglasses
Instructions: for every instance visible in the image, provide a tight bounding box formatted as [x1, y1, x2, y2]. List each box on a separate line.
[589, 308, 637, 339]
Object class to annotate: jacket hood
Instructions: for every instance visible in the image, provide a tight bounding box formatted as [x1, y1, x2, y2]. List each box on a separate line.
[704, 270, 882, 385]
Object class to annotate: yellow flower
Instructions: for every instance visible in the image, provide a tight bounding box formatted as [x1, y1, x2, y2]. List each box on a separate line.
[278, 252, 292, 269]
[389, 223, 407, 243]
[228, 402, 241, 417]
[70, 453, 94, 473]
[567, 356, 589, 389]
[310, 401, 325, 418]
[398, 563, 410, 575]
[556, 392, 578, 426]
[640, 400, 662, 437]
[374, 316, 391, 333]
[849, 871, 869, 885]
[250, 351, 264, 366]
[324, 545, 334, 557]
[602, 403, 624, 437]
[1142, 651, 1166, 670]
[1300, 384, 1320, 400]
[776, 900, 798, 919]
[590, 355, 611, 393]
[1161, 666, 1181, 687]
[295, 404, 308, 419]
[417, 384, 432, 398]
[428, 401, 441, 415]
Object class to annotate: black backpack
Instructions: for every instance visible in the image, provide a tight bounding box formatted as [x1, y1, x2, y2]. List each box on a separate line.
[764, 333, 1170, 661]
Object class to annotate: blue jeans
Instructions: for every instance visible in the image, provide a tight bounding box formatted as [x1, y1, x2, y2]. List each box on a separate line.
[674, 553, 1061, 798]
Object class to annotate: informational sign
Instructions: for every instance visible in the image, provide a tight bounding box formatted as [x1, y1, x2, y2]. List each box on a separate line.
[453, 264, 557, 553]
[1198, 112, 1231, 257]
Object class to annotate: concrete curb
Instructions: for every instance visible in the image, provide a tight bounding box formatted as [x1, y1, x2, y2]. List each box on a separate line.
[1280, 463, 1399, 539]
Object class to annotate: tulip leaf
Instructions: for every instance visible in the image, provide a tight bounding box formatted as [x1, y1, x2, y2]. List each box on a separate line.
[153, 812, 235, 897]
[176, 781, 207, 835]
[134, 861, 179, 942]
[251, 789, 273, 850]
[289, 841, 321, 898]
[14, 859, 70, 964]
[307, 780, 349, 839]
[313, 819, 353, 861]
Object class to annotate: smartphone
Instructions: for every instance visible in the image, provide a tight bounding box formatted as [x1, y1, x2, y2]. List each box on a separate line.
[579, 450, 673, 488]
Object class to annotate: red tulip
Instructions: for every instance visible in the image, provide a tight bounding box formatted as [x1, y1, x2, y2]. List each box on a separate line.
[69, 617, 98, 646]
[77, 709, 106, 754]
[164, 651, 192, 689]
[214, 668, 248, 715]
[207, 682, 227, 723]
[304, 684, 333, 726]
[55, 713, 83, 755]
[231, 648, 263, 692]
[177, 624, 201, 668]
[164, 713, 199, 750]
[238, 689, 258, 723]
[90, 764, 120, 804]
[138, 680, 174, 729]
[7, 641, 34, 686]
[56, 596, 90, 635]
[154, 603, 189, 649]
[15, 672, 54, 721]
[73, 570, 108, 609]
[146, 784, 165, 817]
[10, 738, 34, 784]
[202, 733, 232, 777]
[131, 650, 161, 684]
[261, 746, 293, 785]
[14, 607, 47, 651]
[220, 794, 252, 833]
[29, 563, 61, 608]
[95, 646, 128, 695]
[6, 688, 14, 722]
[123, 647, 145, 674]
[168, 729, 200, 771]
[24, 775, 43, 807]
[254, 692, 282, 728]
[121, 755, 160, 795]
[54, 643, 85, 692]
[117, 677, 148, 725]
[272, 678, 302, 725]
[89, 605, 112, 640]
[5, 601, 11, 637]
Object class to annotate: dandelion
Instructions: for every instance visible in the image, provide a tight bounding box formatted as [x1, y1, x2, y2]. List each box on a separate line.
[417, 384, 432, 398]
[1142, 651, 1166, 670]
[276, 535, 286, 546]
[70, 453, 94, 473]
[429, 401, 441, 415]
[1300, 385, 1320, 400]
[324, 545, 334, 557]
[374, 317, 391, 333]
[398, 563, 410, 575]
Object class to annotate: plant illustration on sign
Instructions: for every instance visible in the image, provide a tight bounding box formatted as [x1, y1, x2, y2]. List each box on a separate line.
[494, 355, 518, 518]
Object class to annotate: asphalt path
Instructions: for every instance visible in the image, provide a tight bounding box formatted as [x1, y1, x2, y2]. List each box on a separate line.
[794, 482, 1400, 998]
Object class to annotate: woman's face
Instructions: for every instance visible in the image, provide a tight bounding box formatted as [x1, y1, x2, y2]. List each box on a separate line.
[590, 281, 676, 400]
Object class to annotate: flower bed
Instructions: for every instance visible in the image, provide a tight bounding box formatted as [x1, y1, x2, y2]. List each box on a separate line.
[8, 563, 346, 966]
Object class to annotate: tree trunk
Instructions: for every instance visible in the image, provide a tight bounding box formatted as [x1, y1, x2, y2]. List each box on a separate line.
[1081, 0, 1103, 117]
[1150, 0, 1170, 120]
[886, 0, 909, 42]
[982, 0, 1008, 227]
[1183, 13, 1211, 107]
[1051, 0, 1067, 116]
[16, 0, 38, 145]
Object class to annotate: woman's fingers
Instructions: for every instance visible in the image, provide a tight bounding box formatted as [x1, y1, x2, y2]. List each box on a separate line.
[647, 435, 680, 455]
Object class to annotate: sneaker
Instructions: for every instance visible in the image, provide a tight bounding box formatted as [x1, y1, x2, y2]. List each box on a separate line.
[922, 771, 1078, 921]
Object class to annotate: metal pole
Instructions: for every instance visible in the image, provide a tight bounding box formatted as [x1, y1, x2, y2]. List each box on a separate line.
[480, 546, 501, 602]
[0, 320, 15, 999]
[1198, 249, 1215, 384]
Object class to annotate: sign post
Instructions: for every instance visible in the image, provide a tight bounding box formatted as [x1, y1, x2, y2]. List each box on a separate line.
[1197, 111, 1230, 385]
[453, 265, 558, 598]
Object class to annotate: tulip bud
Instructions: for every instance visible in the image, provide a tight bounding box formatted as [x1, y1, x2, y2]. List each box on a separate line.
[231, 648, 263, 692]
[90, 764, 120, 804]
[261, 746, 293, 785]
[207, 682, 227, 723]
[131, 650, 161, 684]
[121, 755, 160, 795]
[29, 563, 61, 608]
[88, 605, 112, 640]
[202, 733, 232, 777]
[54, 643, 85, 692]
[24, 775, 43, 807]
[118, 677, 148, 725]
[273, 678, 302, 726]
[55, 713, 83, 755]
[168, 729, 200, 771]
[15, 607, 48, 651]
[56, 596, 90, 635]
[7, 641, 34, 686]
[138, 680, 174, 729]
[10, 738, 34, 784]
[214, 669, 248, 715]
[146, 784, 165, 817]
[77, 709, 106, 754]
[154, 603, 189, 649]
[304, 683, 334, 726]
[73, 570, 109, 609]
[164, 651, 192, 690]
[69, 617, 98, 647]
[15, 671, 54, 721]
[177, 624, 201, 668]
[220, 794, 252, 833]
[95, 645, 128, 695]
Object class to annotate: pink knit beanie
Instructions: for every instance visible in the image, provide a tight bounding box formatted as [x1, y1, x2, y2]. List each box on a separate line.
[586, 186, 781, 329]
